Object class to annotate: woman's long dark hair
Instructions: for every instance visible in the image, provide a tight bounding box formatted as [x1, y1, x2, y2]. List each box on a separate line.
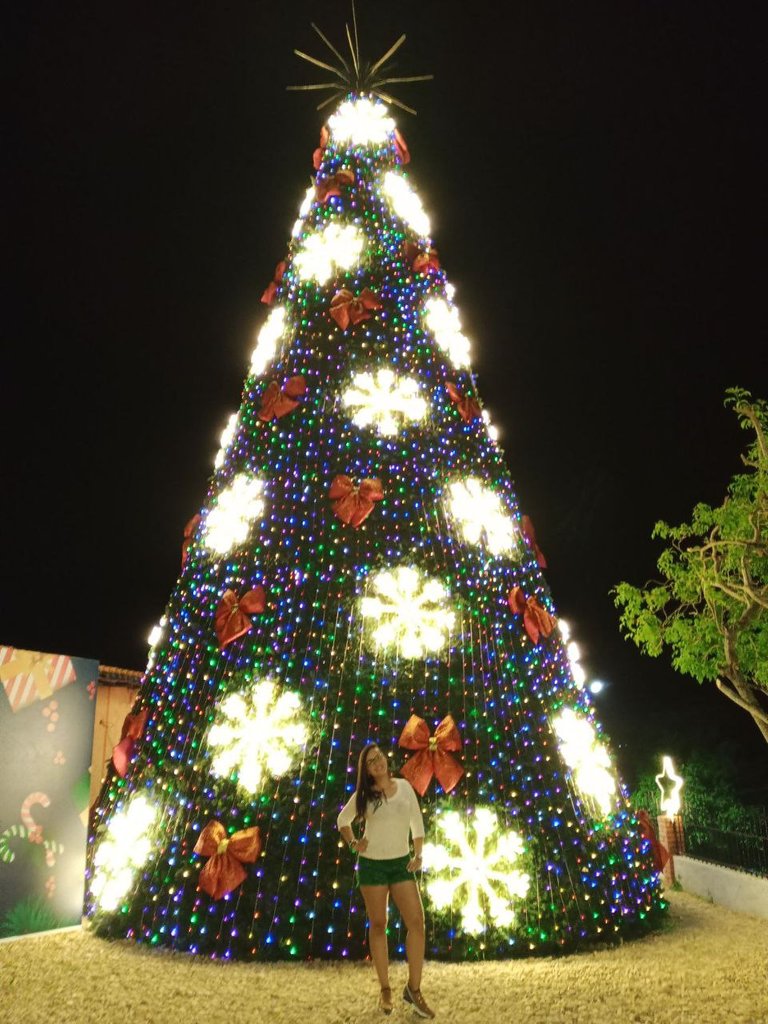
[354, 742, 388, 821]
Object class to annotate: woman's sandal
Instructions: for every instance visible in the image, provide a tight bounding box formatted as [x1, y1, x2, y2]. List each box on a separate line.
[379, 986, 394, 1015]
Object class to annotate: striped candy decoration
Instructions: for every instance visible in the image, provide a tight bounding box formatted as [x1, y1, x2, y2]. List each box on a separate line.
[0, 647, 76, 713]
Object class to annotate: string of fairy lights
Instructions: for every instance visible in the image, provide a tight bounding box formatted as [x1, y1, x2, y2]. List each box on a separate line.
[87, 94, 664, 961]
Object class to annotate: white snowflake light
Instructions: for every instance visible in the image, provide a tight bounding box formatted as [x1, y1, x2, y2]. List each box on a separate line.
[553, 708, 616, 816]
[382, 171, 431, 238]
[447, 477, 516, 555]
[91, 794, 158, 912]
[250, 306, 287, 377]
[214, 412, 238, 470]
[328, 97, 395, 145]
[360, 566, 454, 658]
[481, 409, 499, 442]
[423, 808, 530, 935]
[292, 185, 316, 237]
[294, 223, 365, 285]
[342, 368, 427, 435]
[203, 474, 265, 556]
[558, 620, 586, 688]
[206, 680, 309, 795]
[424, 296, 471, 368]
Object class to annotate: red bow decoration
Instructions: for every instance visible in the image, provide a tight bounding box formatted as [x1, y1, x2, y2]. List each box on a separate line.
[404, 242, 440, 275]
[446, 381, 481, 423]
[258, 375, 307, 422]
[181, 513, 202, 567]
[508, 587, 556, 645]
[521, 515, 547, 569]
[112, 707, 149, 778]
[398, 714, 464, 796]
[312, 125, 330, 170]
[194, 820, 262, 900]
[636, 809, 669, 873]
[315, 168, 355, 203]
[329, 288, 382, 330]
[394, 128, 410, 165]
[215, 587, 267, 647]
[328, 475, 384, 528]
[261, 260, 287, 306]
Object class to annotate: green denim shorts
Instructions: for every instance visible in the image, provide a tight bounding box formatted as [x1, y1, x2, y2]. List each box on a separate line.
[357, 854, 413, 886]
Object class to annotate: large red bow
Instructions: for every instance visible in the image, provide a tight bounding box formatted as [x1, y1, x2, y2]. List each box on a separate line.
[194, 820, 262, 900]
[446, 381, 481, 423]
[328, 475, 384, 528]
[404, 242, 440, 275]
[258, 375, 307, 422]
[215, 587, 267, 647]
[521, 515, 547, 569]
[398, 714, 464, 796]
[312, 125, 330, 170]
[508, 587, 556, 644]
[261, 260, 287, 306]
[329, 288, 382, 330]
[315, 168, 355, 203]
[394, 128, 410, 165]
[112, 707, 149, 778]
[181, 513, 202, 567]
[636, 809, 669, 873]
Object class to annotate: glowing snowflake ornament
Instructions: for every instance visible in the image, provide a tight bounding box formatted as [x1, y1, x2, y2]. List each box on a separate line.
[250, 306, 287, 377]
[424, 296, 471, 367]
[292, 185, 316, 237]
[342, 368, 427, 435]
[447, 477, 516, 555]
[214, 413, 238, 470]
[423, 808, 530, 935]
[91, 794, 159, 912]
[360, 566, 454, 658]
[203, 474, 265, 556]
[294, 223, 365, 285]
[328, 97, 395, 145]
[553, 708, 616, 816]
[382, 171, 431, 238]
[206, 680, 309, 795]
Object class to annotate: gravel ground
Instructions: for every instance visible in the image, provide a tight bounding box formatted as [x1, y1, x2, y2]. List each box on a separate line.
[1, 891, 766, 1024]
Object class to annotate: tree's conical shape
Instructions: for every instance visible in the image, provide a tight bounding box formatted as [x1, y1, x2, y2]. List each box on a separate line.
[88, 94, 666, 960]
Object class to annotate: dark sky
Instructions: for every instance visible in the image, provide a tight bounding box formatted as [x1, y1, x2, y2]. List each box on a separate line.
[5, 2, 767, 794]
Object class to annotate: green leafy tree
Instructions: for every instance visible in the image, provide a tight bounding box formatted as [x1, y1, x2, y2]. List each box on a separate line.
[615, 389, 768, 744]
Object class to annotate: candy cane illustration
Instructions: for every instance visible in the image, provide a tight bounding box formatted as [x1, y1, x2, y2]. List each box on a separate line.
[21, 792, 50, 843]
[0, 823, 29, 863]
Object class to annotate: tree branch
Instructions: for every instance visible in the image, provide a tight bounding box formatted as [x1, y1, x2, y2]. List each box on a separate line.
[716, 678, 768, 727]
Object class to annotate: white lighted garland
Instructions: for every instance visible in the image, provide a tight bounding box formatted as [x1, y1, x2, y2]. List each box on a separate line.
[553, 708, 616, 816]
[382, 171, 431, 238]
[447, 477, 517, 555]
[203, 474, 265, 556]
[206, 680, 309, 795]
[214, 413, 238, 470]
[293, 223, 365, 285]
[342, 368, 427, 435]
[359, 565, 454, 658]
[423, 808, 530, 935]
[328, 97, 395, 145]
[424, 296, 471, 368]
[91, 794, 159, 912]
[250, 306, 287, 377]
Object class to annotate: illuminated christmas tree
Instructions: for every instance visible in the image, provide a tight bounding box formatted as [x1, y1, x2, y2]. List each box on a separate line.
[87, 22, 665, 961]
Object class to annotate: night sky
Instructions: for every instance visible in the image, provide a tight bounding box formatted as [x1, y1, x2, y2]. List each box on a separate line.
[6, 2, 766, 795]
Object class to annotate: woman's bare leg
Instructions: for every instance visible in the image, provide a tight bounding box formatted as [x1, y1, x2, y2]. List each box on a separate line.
[390, 880, 425, 990]
[360, 884, 391, 989]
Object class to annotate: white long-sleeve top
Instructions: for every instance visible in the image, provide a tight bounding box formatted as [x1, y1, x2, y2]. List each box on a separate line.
[337, 778, 425, 860]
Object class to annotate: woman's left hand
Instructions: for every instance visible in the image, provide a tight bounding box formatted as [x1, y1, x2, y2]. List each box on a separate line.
[407, 854, 423, 872]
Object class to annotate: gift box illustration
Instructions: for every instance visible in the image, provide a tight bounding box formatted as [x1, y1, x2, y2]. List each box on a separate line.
[0, 647, 76, 713]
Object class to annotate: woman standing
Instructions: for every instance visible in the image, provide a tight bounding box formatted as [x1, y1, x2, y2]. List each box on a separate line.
[338, 742, 435, 1018]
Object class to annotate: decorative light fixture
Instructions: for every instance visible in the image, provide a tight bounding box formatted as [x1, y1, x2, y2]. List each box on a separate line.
[359, 565, 454, 658]
[553, 708, 616, 816]
[447, 477, 516, 555]
[91, 794, 159, 912]
[382, 171, 431, 238]
[206, 680, 309, 796]
[294, 223, 365, 285]
[214, 413, 238, 470]
[424, 296, 471, 368]
[423, 808, 530, 935]
[342, 368, 427, 435]
[328, 97, 395, 144]
[655, 756, 684, 817]
[250, 306, 287, 378]
[203, 474, 266, 556]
